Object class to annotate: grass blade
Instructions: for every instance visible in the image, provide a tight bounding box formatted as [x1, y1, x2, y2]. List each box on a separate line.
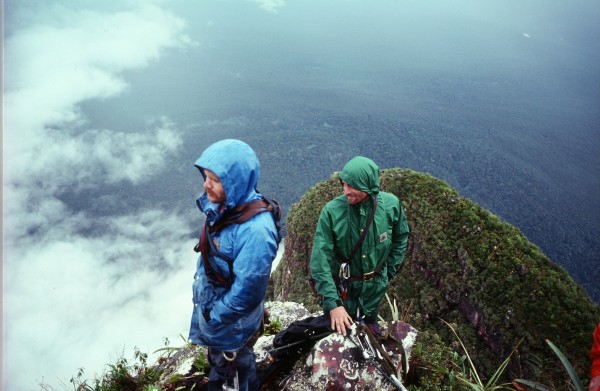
[545, 339, 584, 391]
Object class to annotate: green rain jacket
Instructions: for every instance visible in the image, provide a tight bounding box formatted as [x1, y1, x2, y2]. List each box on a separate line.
[309, 156, 410, 321]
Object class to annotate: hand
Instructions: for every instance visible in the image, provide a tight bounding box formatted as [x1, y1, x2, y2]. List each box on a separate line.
[330, 306, 353, 336]
[590, 375, 600, 391]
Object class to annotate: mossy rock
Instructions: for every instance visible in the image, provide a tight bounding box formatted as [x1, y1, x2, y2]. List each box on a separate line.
[269, 168, 600, 386]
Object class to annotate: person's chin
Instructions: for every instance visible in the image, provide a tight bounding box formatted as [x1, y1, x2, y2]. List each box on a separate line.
[206, 194, 218, 203]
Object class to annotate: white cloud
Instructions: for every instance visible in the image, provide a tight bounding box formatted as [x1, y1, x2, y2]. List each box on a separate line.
[250, 0, 286, 13]
[3, 2, 197, 390]
[4, 215, 197, 389]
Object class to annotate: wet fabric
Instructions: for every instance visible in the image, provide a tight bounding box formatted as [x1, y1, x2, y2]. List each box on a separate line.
[188, 139, 279, 351]
[271, 314, 333, 359]
[310, 156, 410, 320]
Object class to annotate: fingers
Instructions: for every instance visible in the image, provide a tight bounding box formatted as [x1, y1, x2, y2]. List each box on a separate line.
[339, 316, 352, 336]
[330, 306, 353, 336]
[336, 317, 347, 336]
[333, 318, 346, 336]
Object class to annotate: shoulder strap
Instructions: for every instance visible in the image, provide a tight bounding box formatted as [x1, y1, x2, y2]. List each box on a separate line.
[208, 199, 272, 233]
[193, 198, 278, 287]
[340, 194, 378, 263]
[199, 222, 232, 286]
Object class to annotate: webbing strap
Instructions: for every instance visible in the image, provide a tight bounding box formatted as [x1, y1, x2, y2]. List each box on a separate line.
[200, 223, 229, 286]
[347, 195, 378, 263]
[195, 199, 274, 287]
[208, 199, 272, 233]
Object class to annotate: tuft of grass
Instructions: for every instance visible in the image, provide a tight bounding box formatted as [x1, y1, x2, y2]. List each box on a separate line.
[264, 317, 283, 335]
[379, 294, 415, 325]
[513, 339, 584, 391]
[192, 351, 210, 375]
[70, 347, 163, 391]
[379, 293, 400, 323]
[441, 318, 521, 391]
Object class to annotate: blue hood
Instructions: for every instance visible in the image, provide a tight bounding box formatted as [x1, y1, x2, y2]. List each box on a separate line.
[189, 139, 278, 351]
[195, 139, 261, 214]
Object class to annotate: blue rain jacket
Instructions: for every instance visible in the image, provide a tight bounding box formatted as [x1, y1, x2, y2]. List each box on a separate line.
[188, 139, 278, 351]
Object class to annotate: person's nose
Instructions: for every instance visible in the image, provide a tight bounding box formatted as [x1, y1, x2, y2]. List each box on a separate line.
[342, 183, 351, 196]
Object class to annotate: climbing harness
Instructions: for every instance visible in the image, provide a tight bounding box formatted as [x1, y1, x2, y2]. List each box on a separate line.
[194, 196, 282, 288]
[334, 194, 379, 300]
[221, 351, 239, 391]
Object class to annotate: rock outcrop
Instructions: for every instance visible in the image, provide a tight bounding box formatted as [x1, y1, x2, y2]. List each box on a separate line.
[154, 301, 418, 390]
[269, 168, 600, 386]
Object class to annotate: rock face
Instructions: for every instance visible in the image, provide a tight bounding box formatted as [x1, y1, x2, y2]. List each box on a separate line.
[298, 322, 417, 391]
[259, 302, 418, 391]
[157, 169, 599, 389]
[155, 302, 418, 391]
[269, 168, 600, 383]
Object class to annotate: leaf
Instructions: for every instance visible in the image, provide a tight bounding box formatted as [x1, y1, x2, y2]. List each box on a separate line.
[545, 339, 584, 391]
[512, 379, 552, 391]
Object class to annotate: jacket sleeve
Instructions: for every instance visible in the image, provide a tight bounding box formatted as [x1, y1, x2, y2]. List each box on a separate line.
[310, 205, 341, 312]
[386, 200, 410, 280]
[211, 213, 278, 323]
[591, 322, 600, 378]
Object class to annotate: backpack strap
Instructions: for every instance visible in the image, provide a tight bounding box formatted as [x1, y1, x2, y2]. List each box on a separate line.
[208, 199, 273, 233]
[344, 194, 378, 264]
[336, 195, 378, 299]
[193, 198, 279, 287]
[198, 222, 234, 287]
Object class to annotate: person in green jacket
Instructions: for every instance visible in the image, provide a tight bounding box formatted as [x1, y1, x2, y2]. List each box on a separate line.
[310, 156, 410, 336]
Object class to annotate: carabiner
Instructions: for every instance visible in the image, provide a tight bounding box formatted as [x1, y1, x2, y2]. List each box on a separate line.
[222, 351, 237, 362]
[339, 262, 350, 280]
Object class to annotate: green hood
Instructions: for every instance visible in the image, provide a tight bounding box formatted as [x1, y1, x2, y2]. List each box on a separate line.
[339, 156, 380, 195]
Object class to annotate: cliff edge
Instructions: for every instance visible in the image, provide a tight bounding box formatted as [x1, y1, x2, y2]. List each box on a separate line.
[268, 168, 600, 386]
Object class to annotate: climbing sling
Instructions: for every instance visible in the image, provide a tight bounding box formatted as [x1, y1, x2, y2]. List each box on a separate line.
[336, 194, 379, 300]
[193, 197, 281, 288]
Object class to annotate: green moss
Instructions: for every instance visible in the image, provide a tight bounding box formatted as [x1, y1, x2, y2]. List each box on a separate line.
[269, 167, 600, 387]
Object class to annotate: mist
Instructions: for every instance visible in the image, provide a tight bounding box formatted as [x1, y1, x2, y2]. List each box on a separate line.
[3, 1, 599, 390]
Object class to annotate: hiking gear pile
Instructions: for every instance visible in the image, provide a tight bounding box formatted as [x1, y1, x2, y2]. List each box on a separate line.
[262, 310, 415, 390]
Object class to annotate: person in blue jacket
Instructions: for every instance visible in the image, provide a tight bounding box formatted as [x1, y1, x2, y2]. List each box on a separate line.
[188, 139, 279, 391]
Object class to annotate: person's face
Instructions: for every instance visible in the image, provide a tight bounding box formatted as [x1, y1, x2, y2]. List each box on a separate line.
[203, 169, 226, 204]
[342, 181, 369, 205]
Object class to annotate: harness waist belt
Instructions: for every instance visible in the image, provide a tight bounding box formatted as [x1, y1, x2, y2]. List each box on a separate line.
[349, 271, 375, 281]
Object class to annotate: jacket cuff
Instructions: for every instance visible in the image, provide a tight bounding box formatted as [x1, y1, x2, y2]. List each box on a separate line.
[323, 297, 343, 312]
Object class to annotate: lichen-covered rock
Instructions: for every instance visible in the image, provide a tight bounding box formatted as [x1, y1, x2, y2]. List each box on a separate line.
[302, 322, 418, 390]
[155, 301, 418, 391]
[265, 316, 419, 390]
[155, 343, 208, 389]
[265, 301, 320, 329]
